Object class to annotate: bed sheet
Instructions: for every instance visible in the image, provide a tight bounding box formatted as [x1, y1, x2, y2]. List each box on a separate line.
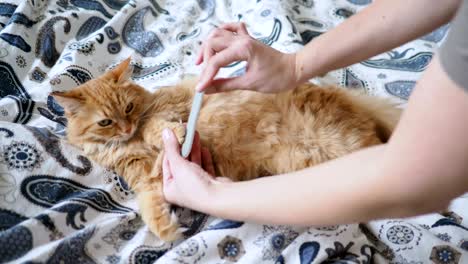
[0, 0, 466, 263]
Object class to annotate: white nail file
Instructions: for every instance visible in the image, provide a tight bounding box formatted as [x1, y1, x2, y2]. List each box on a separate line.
[181, 91, 204, 158]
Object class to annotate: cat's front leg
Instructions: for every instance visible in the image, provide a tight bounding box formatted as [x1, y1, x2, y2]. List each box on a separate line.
[136, 188, 181, 242]
[143, 118, 186, 149]
[135, 152, 182, 242]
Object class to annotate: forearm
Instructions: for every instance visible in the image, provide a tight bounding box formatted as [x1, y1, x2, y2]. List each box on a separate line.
[295, 0, 460, 82]
[204, 145, 422, 226]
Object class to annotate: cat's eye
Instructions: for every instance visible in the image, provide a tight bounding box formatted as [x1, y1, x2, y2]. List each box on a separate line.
[98, 119, 113, 127]
[125, 103, 134, 114]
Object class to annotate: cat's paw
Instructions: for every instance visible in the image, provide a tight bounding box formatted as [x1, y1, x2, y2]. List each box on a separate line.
[149, 211, 182, 242]
[138, 191, 182, 242]
[173, 123, 186, 145]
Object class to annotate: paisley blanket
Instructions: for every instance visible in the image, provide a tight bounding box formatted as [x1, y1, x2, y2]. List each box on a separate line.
[0, 0, 466, 263]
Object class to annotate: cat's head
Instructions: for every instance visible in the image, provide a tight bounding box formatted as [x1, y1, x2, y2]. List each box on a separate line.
[51, 58, 150, 145]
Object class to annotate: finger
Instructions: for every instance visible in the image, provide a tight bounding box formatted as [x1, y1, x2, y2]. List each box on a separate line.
[195, 43, 204, 65]
[207, 28, 234, 40]
[239, 22, 248, 35]
[197, 28, 232, 65]
[203, 45, 216, 66]
[204, 76, 249, 94]
[189, 131, 202, 165]
[201, 147, 216, 175]
[196, 48, 246, 92]
[162, 128, 184, 163]
[220, 22, 249, 35]
[203, 37, 232, 62]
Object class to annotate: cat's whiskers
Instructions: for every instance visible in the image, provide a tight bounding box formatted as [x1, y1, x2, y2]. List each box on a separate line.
[104, 136, 124, 148]
[138, 112, 155, 121]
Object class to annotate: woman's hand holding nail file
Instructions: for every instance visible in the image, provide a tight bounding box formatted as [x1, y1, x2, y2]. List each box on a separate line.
[181, 91, 204, 158]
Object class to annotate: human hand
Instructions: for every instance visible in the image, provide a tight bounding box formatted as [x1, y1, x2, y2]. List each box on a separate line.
[162, 128, 230, 210]
[195, 22, 298, 94]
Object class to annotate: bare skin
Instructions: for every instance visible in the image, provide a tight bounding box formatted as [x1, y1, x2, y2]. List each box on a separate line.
[162, 0, 468, 226]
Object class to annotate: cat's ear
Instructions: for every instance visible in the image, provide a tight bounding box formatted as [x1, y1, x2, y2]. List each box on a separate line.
[50, 91, 85, 114]
[109, 57, 133, 83]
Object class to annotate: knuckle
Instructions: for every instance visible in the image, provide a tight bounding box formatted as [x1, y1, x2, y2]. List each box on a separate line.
[210, 28, 222, 38]
[210, 59, 221, 69]
[203, 42, 213, 52]
[239, 37, 253, 50]
[207, 31, 216, 39]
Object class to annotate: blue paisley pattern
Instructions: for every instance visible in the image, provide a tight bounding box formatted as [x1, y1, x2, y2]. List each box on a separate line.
[343, 69, 367, 90]
[0, 0, 465, 263]
[0, 60, 35, 123]
[0, 226, 33, 263]
[71, 0, 115, 19]
[421, 24, 450, 43]
[347, 0, 371, 5]
[130, 246, 167, 264]
[0, 208, 28, 230]
[27, 126, 92, 175]
[132, 62, 175, 80]
[37, 104, 67, 128]
[35, 16, 71, 67]
[76, 16, 107, 41]
[122, 7, 164, 57]
[198, 0, 215, 22]
[7, 13, 38, 28]
[57, 65, 94, 85]
[20, 175, 132, 213]
[299, 29, 323, 44]
[0, 3, 16, 17]
[299, 241, 320, 264]
[385, 80, 415, 100]
[0, 33, 31, 52]
[103, 0, 129, 10]
[47, 227, 97, 264]
[258, 18, 282, 46]
[207, 219, 244, 230]
[0, 127, 13, 137]
[361, 51, 433, 72]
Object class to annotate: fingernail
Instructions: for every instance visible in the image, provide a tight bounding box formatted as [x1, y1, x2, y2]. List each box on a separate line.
[195, 83, 203, 91]
[163, 128, 171, 141]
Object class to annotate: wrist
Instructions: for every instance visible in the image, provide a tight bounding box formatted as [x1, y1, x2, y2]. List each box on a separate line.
[196, 178, 226, 214]
[292, 52, 305, 85]
[281, 52, 302, 89]
[294, 43, 328, 83]
[198, 180, 242, 220]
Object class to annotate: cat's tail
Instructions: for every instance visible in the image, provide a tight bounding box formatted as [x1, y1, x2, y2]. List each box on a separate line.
[345, 91, 403, 142]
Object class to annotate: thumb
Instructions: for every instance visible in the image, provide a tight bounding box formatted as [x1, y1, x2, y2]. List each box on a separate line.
[205, 76, 249, 94]
[162, 155, 172, 188]
[239, 22, 249, 35]
[162, 128, 183, 162]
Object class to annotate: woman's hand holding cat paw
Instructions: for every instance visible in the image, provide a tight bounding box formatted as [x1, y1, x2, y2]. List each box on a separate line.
[162, 128, 221, 211]
[195, 22, 299, 94]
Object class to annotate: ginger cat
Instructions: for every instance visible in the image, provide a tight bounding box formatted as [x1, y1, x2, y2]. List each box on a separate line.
[51, 58, 400, 241]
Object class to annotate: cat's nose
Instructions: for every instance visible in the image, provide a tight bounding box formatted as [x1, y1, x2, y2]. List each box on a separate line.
[123, 126, 132, 134]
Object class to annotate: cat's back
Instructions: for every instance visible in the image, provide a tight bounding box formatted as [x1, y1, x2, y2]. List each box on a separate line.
[277, 83, 400, 151]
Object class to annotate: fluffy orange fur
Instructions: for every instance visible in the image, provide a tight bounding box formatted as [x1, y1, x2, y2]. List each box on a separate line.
[51, 58, 401, 241]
